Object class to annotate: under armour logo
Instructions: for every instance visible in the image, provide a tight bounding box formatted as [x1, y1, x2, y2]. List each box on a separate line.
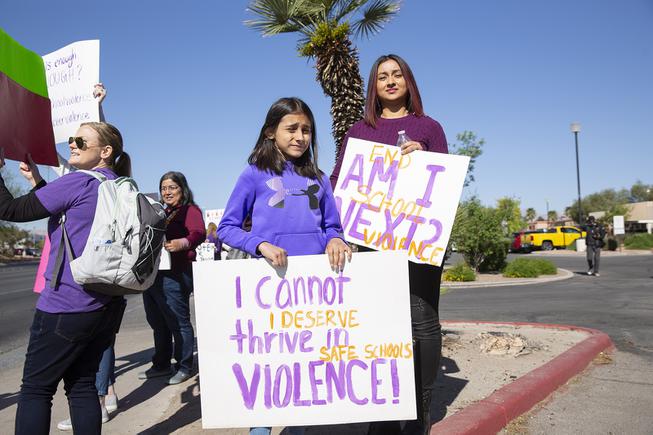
[266, 177, 319, 210]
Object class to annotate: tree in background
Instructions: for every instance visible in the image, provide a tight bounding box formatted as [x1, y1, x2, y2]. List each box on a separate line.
[547, 210, 558, 223]
[565, 187, 631, 224]
[630, 180, 653, 202]
[449, 131, 484, 187]
[450, 198, 508, 272]
[245, 0, 400, 161]
[495, 197, 526, 235]
[525, 207, 536, 223]
[0, 167, 29, 257]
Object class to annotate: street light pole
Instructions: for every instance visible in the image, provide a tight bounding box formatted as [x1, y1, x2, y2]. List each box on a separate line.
[570, 122, 583, 226]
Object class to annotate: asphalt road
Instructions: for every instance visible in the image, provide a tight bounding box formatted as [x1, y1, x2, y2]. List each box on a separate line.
[442, 253, 653, 361]
[0, 263, 39, 361]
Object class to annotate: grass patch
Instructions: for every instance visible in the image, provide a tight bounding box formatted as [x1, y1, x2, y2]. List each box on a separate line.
[503, 258, 557, 278]
[624, 233, 653, 250]
[443, 262, 476, 282]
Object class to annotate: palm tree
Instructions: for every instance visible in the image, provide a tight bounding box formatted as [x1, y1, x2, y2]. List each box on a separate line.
[525, 207, 536, 223]
[245, 0, 401, 162]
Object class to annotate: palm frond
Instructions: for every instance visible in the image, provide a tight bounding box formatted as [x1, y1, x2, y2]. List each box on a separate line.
[245, 0, 315, 35]
[333, 0, 370, 22]
[351, 0, 400, 39]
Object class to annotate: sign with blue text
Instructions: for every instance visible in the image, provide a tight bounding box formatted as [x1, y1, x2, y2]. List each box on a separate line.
[193, 250, 415, 428]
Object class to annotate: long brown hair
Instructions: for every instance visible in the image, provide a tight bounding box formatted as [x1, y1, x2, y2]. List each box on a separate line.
[81, 121, 132, 177]
[363, 54, 424, 128]
[248, 97, 322, 179]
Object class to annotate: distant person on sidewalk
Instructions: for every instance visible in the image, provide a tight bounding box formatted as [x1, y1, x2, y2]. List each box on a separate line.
[586, 216, 606, 276]
[0, 119, 131, 435]
[140, 171, 205, 385]
[205, 222, 222, 260]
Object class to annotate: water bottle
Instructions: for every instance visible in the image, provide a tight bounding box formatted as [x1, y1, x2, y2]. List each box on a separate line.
[396, 130, 411, 147]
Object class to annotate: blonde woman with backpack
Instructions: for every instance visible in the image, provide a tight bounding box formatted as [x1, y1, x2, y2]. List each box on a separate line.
[0, 121, 131, 435]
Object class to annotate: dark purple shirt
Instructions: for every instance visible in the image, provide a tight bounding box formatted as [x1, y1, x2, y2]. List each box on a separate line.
[35, 168, 117, 313]
[330, 114, 448, 189]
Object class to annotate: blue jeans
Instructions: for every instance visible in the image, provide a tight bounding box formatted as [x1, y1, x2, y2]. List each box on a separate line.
[15, 298, 124, 435]
[95, 341, 116, 395]
[95, 298, 125, 396]
[143, 270, 195, 374]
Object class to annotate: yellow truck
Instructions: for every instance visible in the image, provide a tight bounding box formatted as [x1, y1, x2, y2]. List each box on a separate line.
[522, 226, 587, 251]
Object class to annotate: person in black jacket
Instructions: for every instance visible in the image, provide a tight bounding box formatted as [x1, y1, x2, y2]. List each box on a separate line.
[585, 216, 606, 276]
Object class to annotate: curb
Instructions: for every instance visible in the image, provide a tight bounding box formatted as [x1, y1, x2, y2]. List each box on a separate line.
[443, 268, 573, 289]
[431, 321, 614, 435]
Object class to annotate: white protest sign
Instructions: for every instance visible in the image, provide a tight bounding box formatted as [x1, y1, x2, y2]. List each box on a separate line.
[613, 215, 625, 235]
[204, 208, 225, 228]
[43, 40, 100, 144]
[193, 250, 415, 428]
[334, 139, 469, 266]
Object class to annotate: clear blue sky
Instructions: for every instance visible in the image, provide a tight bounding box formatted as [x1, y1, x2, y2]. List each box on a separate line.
[2, 0, 652, 227]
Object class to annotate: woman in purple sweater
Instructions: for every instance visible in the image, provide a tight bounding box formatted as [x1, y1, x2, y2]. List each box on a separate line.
[0, 122, 131, 435]
[331, 54, 448, 435]
[139, 171, 205, 385]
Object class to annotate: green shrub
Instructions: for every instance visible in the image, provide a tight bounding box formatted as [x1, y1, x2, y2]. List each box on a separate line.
[624, 233, 653, 250]
[450, 199, 508, 272]
[443, 262, 477, 282]
[607, 238, 618, 251]
[530, 258, 557, 275]
[503, 258, 557, 278]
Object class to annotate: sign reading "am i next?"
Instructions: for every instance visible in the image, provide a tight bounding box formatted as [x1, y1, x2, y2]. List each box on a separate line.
[334, 138, 469, 267]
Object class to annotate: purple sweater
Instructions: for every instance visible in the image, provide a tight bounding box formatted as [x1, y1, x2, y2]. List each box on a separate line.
[330, 114, 448, 189]
[35, 168, 117, 313]
[218, 163, 344, 256]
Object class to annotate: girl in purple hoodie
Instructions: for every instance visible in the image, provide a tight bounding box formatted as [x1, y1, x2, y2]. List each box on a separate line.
[218, 97, 352, 435]
[218, 97, 351, 271]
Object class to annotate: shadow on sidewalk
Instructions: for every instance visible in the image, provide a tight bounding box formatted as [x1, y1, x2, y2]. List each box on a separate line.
[0, 392, 19, 412]
[431, 356, 468, 424]
[110, 346, 171, 416]
[138, 377, 201, 434]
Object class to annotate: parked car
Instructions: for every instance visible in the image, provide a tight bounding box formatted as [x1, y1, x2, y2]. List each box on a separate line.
[522, 226, 586, 251]
[509, 231, 536, 253]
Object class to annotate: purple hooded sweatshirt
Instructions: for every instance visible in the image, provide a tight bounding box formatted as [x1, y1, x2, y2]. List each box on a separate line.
[218, 163, 344, 256]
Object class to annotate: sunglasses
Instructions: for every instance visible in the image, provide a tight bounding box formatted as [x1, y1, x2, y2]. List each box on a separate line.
[68, 136, 89, 149]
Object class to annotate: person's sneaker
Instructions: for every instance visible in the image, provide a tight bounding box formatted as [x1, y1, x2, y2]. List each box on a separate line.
[587, 270, 593, 275]
[594, 273, 600, 277]
[138, 367, 173, 380]
[57, 408, 109, 431]
[104, 393, 118, 412]
[168, 370, 192, 385]
[57, 418, 72, 431]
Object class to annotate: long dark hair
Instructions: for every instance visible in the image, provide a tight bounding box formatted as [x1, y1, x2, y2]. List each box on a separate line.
[159, 171, 196, 206]
[81, 122, 132, 177]
[248, 97, 322, 179]
[363, 54, 424, 128]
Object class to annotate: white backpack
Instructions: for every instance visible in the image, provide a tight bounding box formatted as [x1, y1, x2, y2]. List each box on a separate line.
[52, 170, 167, 296]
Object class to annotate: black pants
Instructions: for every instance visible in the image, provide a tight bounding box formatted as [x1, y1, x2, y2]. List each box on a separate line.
[368, 261, 442, 435]
[15, 298, 124, 435]
[587, 244, 601, 273]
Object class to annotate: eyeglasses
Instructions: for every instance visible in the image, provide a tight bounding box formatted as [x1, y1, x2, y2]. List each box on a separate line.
[68, 136, 88, 149]
[160, 185, 180, 193]
[68, 136, 105, 151]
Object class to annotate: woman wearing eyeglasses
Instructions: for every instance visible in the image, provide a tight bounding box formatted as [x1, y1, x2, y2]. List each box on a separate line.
[139, 171, 205, 385]
[1, 121, 131, 434]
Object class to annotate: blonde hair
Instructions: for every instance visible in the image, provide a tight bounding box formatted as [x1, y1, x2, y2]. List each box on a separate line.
[207, 222, 218, 236]
[81, 122, 132, 177]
